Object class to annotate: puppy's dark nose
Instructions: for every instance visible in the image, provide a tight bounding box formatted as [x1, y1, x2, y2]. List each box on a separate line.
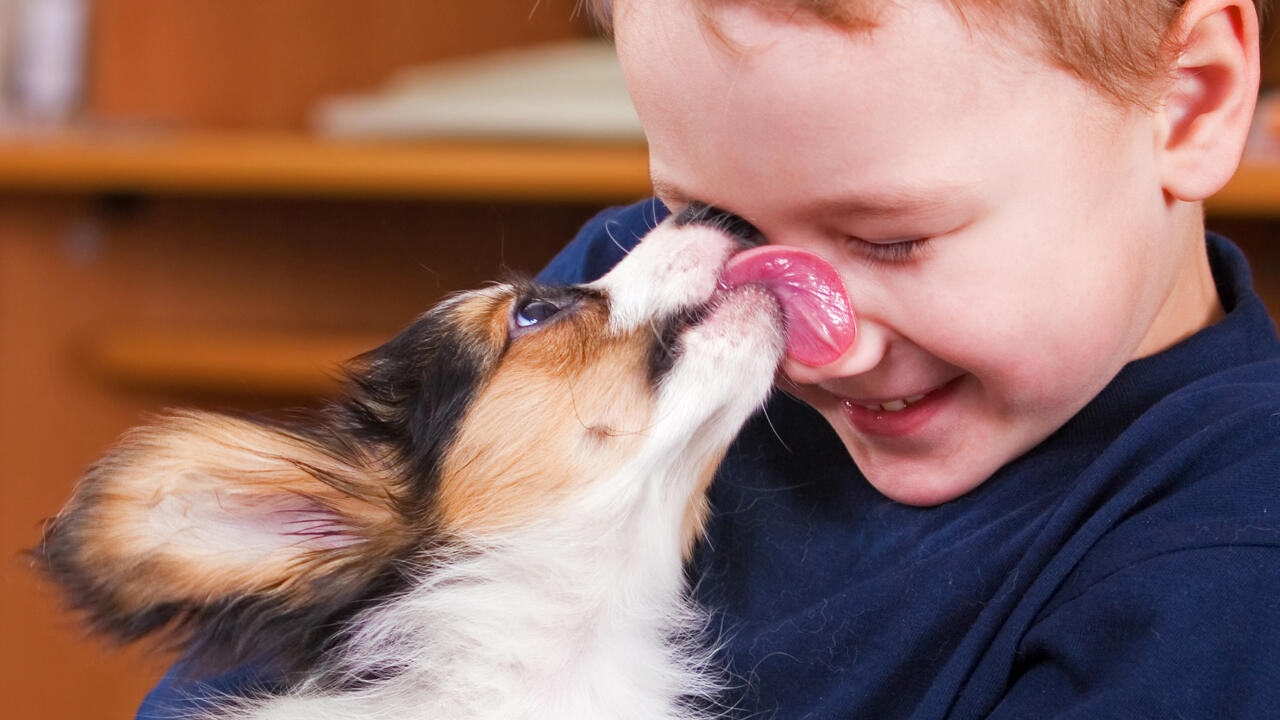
[672, 202, 765, 249]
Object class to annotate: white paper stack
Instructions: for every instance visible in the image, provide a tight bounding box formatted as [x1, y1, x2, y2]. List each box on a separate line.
[313, 40, 644, 142]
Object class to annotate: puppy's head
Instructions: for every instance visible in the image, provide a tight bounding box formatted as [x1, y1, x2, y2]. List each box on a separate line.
[33, 218, 783, 672]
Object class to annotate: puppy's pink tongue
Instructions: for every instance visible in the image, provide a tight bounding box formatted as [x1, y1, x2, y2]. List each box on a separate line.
[722, 246, 856, 366]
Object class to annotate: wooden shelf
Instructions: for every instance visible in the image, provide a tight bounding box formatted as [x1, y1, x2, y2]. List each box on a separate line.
[0, 129, 1277, 213]
[88, 328, 387, 397]
[0, 130, 652, 203]
[1205, 158, 1280, 217]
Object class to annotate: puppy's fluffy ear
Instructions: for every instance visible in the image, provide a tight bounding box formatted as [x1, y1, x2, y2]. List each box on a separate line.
[34, 410, 418, 669]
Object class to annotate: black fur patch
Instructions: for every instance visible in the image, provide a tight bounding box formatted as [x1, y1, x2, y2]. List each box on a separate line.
[672, 202, 765, 247]
[648, 304, 710, 386]
[339, 294, 506, 511]
[33, 288, 515, 683]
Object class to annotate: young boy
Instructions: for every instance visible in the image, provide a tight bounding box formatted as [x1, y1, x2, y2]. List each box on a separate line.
[140, 0, 1278, 717]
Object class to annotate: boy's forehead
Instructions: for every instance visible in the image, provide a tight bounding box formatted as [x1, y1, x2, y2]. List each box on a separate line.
[615, 0, 998, 43]
[614, 0, 1129, 221]
[613, 0, 1056, 147]
[613, 0, 888, 30]
[614, 0, 1038, 83]
[612, 0, 1205, 108]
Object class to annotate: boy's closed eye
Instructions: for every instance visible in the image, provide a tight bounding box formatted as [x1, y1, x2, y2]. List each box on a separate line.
[843, 235, 933, 266]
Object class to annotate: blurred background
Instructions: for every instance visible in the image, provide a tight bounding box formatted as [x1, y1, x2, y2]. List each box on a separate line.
[0, 2, 1276, 718]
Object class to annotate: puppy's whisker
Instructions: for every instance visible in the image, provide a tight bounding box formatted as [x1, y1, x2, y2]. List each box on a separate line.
[758, 403, 791, 454]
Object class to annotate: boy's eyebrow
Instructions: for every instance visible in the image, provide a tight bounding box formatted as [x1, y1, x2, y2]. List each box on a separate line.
[651, 178, 976, 219]
[804, 185, 974, 219]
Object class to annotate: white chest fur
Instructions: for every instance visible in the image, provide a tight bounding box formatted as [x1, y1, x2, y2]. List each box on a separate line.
[232, 483, 721, 720]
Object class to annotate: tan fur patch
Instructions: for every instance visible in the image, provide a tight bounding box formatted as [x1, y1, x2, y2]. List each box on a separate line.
[679, 452, 726, 560]
[446, 285, 517, 356]
[436, 301, 658, 532]
[64, 411, 410, 610]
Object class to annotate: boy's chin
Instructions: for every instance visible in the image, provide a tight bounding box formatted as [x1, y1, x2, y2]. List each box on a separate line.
[852, 449, 1006, 507]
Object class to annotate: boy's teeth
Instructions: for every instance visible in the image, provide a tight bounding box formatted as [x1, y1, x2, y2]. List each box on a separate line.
[862, 393, 928, 413]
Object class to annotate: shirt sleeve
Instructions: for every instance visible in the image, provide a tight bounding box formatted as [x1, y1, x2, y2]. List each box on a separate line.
[136, 661, 277, 720]
[536, 198, 668, 284]
[988, 544, 1280, 719]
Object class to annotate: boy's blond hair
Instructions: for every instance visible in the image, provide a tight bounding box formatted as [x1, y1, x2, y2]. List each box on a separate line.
[587, 0, 1271, 106]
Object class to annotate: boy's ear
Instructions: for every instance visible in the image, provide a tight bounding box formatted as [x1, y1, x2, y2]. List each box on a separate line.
[34, 411, 418, 650]
[1158, 0, 1261, 203]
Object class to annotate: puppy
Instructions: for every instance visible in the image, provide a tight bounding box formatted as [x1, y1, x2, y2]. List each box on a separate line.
[35, 218, 785, 720]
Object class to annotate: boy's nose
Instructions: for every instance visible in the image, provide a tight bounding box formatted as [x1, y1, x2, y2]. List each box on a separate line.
[782, 317, 889, 386]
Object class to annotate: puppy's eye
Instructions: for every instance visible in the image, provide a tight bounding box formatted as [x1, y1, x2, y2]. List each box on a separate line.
[514, 299, 561, 328]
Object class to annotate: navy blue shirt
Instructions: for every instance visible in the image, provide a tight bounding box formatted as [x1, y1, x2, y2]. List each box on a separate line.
[141, 200, 1280, 719]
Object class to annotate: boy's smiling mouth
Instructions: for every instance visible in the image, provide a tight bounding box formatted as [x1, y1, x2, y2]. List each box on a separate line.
[846, 392, 929, 413]
[837, 377, 964, 437]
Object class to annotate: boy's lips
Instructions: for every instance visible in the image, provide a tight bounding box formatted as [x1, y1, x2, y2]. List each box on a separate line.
[838, 377, 962, 437]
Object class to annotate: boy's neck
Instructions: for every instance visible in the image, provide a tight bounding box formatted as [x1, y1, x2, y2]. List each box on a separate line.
[1134, 204, 1224, 360]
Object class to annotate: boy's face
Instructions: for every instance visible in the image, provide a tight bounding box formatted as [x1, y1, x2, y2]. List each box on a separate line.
[615, 1, 1203, 505]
